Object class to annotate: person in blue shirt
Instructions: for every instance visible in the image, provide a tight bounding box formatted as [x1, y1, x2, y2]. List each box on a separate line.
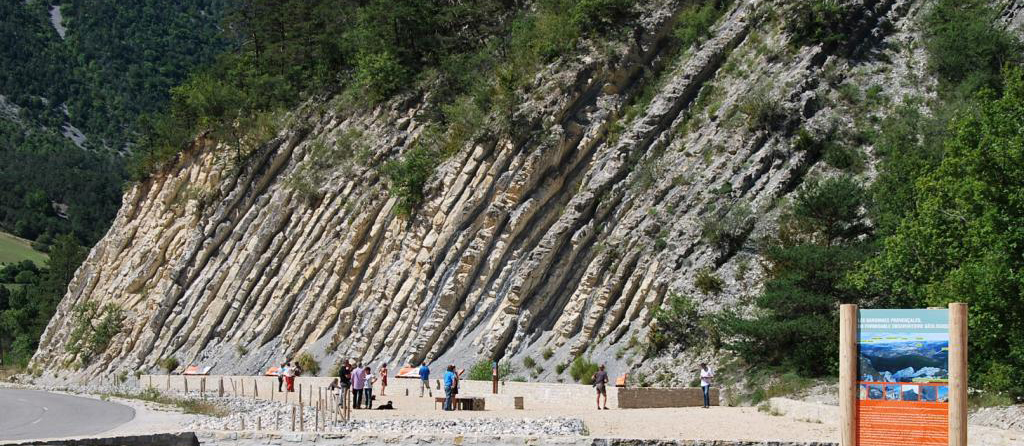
[419, 362, 432, 397]
[442, 365, 458, 411]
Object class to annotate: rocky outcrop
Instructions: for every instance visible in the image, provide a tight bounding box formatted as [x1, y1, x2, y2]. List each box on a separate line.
[30, 0, 970, 378]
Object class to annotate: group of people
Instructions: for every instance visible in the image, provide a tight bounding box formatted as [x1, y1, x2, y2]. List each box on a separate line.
[283, 358, 717, 412]
[590, 363, 716, 410]
[415, 361, 463, 411]
[329, 360, 389, 409]
[276, 361, 304, 392]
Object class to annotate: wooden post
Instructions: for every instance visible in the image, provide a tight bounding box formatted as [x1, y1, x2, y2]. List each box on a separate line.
[949, 303, 968, 446]
[254, 379, 258, 400]
[299, 384, 303, 407]
[299, 406, 304, 431]
[291, 406, 296, 431]
[492, 361, 499, 394]
[276, 409, 280, 431]
[839, 304, 858, 446]
[148, 375, 152, 388]
[230, 378, 237, 396]
[166, 374, 170, 390]
[201, 377, 206, 397]
[315, 405, 319, 431]
[219, 377, 224, 397]
[241, 417, 245, 431]
[184, 377, 189, 394]
[241, 378, 246, 397]
[257, 416, 261, 431]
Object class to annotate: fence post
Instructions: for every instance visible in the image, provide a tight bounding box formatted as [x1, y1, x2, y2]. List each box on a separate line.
[839, 304, 858, 446]
[949, 303, 968, 446]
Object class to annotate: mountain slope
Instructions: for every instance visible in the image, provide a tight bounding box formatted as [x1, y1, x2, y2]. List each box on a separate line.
[28, 0, 1022, 383]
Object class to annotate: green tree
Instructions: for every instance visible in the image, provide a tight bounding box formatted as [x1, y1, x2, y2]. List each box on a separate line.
[861, 68, 1024, 397]
[719, 176, 873, 376]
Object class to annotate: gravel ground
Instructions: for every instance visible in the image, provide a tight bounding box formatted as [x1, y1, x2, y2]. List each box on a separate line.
[970, 405, 1024, 432]
[187, 396, 586, 436]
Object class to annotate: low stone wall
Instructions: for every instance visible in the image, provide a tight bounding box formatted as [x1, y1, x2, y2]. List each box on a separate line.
[140, 374, 618, 410]
[617, 388, 718, 409]
[8, 432, 198, 446]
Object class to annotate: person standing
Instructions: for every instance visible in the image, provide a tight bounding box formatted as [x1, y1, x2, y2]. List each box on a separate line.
[284, 362, 296, 392]
[378, 363, 388, 396]
[338, 360, 352, 411]
[591, 364, 609, 410]
[352, 363, 365, 409]
[363, 366, 374, 409]
[277, 362, 286, 392]
[418, 362, 432, 397]
[442, 365, 458, 411]
[700, 363, 714, 409]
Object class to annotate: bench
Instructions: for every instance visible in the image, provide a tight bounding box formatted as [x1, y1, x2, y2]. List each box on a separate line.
[434, 396, 485, 410]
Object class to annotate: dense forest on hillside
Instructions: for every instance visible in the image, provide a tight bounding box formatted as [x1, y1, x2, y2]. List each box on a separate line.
[0, 0, 224, 366]
[0, 0, 224, 245]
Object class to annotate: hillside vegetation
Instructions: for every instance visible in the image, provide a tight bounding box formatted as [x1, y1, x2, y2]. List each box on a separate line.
[0, 0, 224, 366]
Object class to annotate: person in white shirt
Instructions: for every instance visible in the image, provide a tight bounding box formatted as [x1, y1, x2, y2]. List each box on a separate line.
[699, 363, 714, 408]
[283, 362, 296, 392]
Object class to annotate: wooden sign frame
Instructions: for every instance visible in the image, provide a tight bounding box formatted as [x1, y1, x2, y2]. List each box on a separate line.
[839, 303, 967, 446]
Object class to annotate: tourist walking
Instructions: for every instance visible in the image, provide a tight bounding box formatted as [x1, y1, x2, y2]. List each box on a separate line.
[277, 362, 286, 392]
[378, 363, 388, 396]
[363, 366, 374, 409]
[700, 363, 714, 408]
[592, 364, 609, 410]
[352, 363, 366, 408]
[443, 365, 458, 411]
[419, 362, 432, 397]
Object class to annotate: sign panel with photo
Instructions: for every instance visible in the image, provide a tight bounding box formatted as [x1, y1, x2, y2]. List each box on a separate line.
[857, 309, 949, 446]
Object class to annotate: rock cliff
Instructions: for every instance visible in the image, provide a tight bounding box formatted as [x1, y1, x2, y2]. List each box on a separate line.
[28, 0, 1015, 379]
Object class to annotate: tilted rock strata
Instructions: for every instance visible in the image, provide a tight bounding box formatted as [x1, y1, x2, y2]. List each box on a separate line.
[31, 0, 978, 378]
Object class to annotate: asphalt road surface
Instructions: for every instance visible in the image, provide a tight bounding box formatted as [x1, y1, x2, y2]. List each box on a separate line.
[0, 388, 135, 441]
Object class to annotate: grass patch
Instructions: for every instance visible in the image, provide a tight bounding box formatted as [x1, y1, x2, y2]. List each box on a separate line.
[0, 231, 48, 266]
[105, 387, 230, 417]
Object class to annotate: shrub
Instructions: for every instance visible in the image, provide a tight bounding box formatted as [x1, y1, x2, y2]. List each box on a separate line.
[523, 356, 537, 369]
[555, 362, 567, 374]
[923, 0, 1022, 94]
[467, 359, 515, 380]
[354, 51, 408, 102]
[823, 144, 865, 172]
[738, 89, 786, 132]
[674, 0, 728, 49]
[647, 293, 710, 354]
[541, 347, 554, 360]
[701, 201, 752, 254]
[568, 356, 600, 384]
[296, 352, 320, 376]
[381, 130, 447, 216]
[66, 302, 125, 365]
[784, 0, 857, 50]
[694, 269, 724, 294]
[159, 357, 180, 374]
[571, 0, 633, 34]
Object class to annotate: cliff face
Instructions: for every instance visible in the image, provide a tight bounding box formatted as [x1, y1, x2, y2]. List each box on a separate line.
[29, 0, 978, 378]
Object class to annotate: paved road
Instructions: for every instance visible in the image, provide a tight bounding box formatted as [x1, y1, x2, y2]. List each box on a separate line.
[0, 388, 135, 441]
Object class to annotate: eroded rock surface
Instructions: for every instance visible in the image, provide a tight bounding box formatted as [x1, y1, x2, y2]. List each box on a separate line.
[30, 0, 1017, 380]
